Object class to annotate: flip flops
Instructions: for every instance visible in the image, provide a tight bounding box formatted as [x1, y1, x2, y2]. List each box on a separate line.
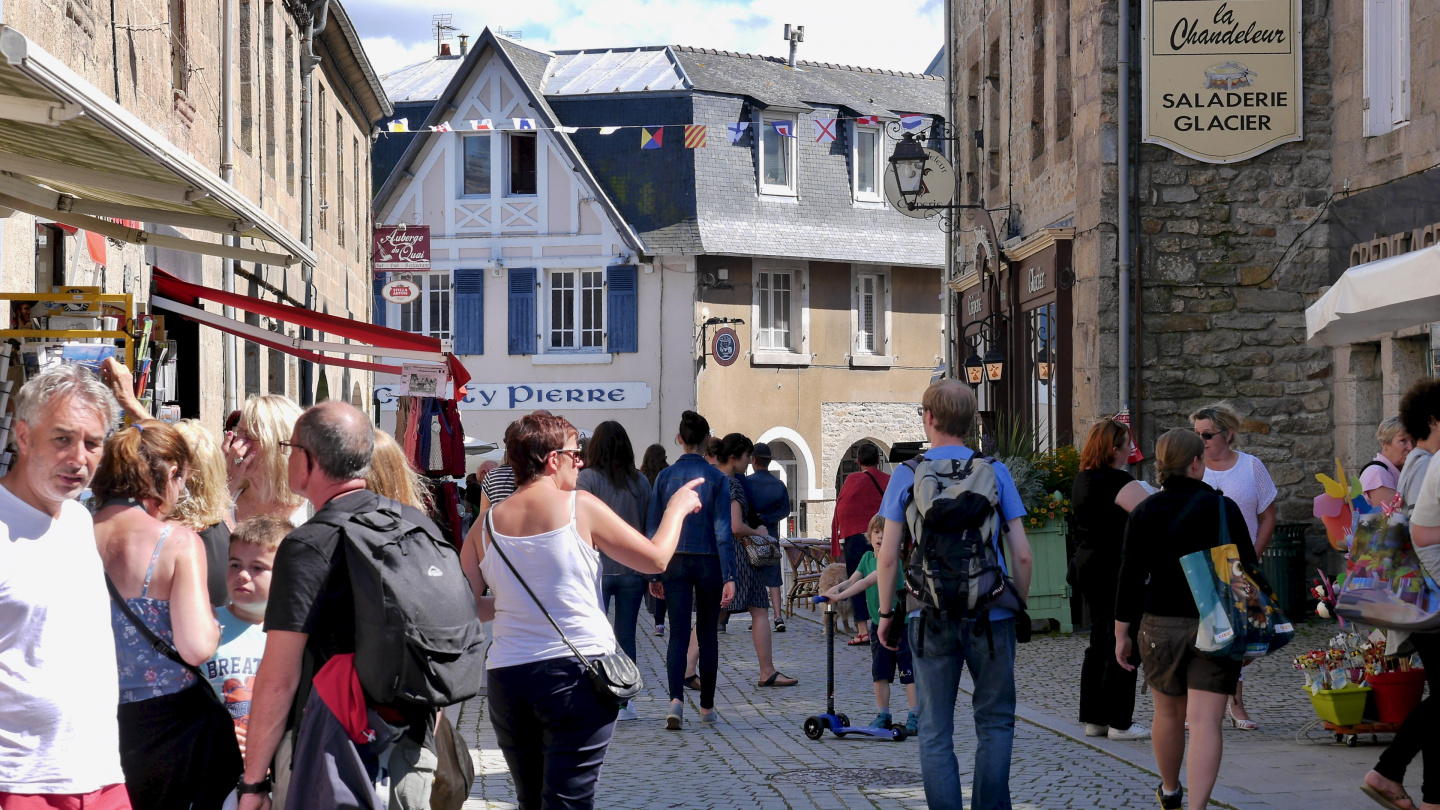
[1361, 783, 1417, 810]
[758, 671, 798, 687]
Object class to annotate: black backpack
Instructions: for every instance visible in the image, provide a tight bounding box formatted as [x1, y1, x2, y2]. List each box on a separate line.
[310, 496, 486, 707]
[900, 454, 1025, 623]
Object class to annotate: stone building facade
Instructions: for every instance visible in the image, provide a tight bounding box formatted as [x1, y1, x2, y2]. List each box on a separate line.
[0, 0, 388, 426]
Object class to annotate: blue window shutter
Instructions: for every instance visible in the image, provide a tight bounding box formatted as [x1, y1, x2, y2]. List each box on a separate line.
[507, 268, 537, 355]
[372, 277, 386, 327]
[607, 265, 638, 353]
[453, 269, 484, 355]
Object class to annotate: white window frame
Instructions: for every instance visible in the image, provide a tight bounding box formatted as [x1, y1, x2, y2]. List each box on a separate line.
[505, 131, 538, 197]
[459, 133, 493, 198]
[543, 268, 606, 354]
[850, 265, 894, 366]
[388, 270, 452, 340]
[750, 260, 810, 365]
[757, 114, 798, 196]
[1363, 0, 1410, 136]
[852, 124, 884, 203]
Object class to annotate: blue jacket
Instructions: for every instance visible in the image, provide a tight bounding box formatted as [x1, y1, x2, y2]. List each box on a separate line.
[646, 454, 737, 582]
[742, 470, 791, 537]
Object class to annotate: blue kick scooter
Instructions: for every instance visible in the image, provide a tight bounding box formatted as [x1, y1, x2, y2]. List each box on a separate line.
[802, 596, 906, 742]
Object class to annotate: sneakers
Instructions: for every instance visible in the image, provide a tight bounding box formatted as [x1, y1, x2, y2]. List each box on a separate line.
[773, 618, 787, 633]
[1108, 723, 1152, 741]
[665, 703, 683, 730]
[1155, 783, 1183, 810]
[904, 712, 918, 736]
[617, 700, 638, 722]
[1084, 723, 1108, 738]
[699, 709, 718, 725]
[871, 711, 893, 729]
[654, 623, 665, 636]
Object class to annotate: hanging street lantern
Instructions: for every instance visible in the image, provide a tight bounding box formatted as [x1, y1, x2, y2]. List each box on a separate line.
[1035, 344, 1052, 384]
[888, 132, 929, 208]
[963, 350, 986, 386]
[983, 348, 1005, 382]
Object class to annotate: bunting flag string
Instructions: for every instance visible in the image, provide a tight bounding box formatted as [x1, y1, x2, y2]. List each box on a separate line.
[377, 114, 935, 149]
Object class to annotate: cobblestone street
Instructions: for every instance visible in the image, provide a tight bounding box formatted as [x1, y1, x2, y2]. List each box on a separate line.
[455, 609, 1405, 809]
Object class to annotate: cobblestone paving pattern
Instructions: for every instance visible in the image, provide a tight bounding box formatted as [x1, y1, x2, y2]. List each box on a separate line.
[456, 608, 1220, 810]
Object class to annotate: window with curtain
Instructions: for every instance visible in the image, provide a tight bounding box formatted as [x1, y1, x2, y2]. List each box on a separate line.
[856, 273, 879, 353]
[760, 117, 795, 193]
[756, 270, 793, 350]
[854, 127, 881, 199]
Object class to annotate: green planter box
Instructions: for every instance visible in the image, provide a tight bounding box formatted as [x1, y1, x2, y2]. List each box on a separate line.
[1008, 518, 1072, 633]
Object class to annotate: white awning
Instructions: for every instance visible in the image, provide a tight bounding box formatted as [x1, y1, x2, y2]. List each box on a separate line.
[1306, 245, 1440, 346]
[0, 26, 313, 267]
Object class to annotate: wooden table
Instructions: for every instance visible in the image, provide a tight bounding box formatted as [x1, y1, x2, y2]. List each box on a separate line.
[780, 538, 835, 618]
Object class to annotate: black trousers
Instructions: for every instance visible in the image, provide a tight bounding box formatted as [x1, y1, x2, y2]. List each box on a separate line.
[843, 533, 872, 624]
[662, 552, 723, 709]
[1077, 556, 1140, 730]
[1374, 632, 1440, 804]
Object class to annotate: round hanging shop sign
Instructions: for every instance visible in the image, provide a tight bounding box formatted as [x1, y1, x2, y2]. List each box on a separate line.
[712, 327, 740, 367]
[382, 278, 421, 304]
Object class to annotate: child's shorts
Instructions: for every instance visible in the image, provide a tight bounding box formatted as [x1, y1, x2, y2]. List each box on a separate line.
[870, 625, 914, 685]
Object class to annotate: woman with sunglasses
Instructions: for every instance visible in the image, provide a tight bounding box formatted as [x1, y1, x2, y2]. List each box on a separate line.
[460, 413, 705, 808]
[1190, 403, 1277, 731]
[93, 421, 238, 808]
[223, 394, 308, 526]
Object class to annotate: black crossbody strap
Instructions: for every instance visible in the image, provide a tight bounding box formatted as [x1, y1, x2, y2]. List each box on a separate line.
[484, 510, 596, 669]
[105, 574, 222, 706]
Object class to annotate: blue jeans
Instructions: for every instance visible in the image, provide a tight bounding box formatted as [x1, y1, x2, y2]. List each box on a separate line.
[601, 573, 646, 663]
[909, 613, 1016, 810]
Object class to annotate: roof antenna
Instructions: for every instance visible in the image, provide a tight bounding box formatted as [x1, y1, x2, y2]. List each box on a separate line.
[783, 24, 804, 68]
[432, 14, 457, 57]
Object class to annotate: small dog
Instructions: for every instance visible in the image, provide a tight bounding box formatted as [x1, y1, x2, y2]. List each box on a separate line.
[817, 563, 856, 636]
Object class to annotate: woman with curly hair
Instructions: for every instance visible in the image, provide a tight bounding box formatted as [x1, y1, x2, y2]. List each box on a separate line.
[223, 394, 308, 525]
[169, 419, 238, 607]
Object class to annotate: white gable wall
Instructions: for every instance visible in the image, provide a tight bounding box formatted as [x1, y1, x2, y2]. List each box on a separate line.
[374, 46, 694, 451]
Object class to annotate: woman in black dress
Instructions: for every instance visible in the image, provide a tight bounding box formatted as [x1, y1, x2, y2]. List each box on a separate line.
[1073, 418, 1154, 741]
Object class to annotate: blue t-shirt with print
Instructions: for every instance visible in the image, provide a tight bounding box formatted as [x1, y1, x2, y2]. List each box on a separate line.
[878, 444, 1027, 621]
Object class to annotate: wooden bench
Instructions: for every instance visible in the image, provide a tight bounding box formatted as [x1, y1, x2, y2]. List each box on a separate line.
[782, 538, 834, 618]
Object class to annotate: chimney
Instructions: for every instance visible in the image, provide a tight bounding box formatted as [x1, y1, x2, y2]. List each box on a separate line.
[783, 24, 804, 68]
[440, 42, 452, 56]
[458, 34, 469, 55]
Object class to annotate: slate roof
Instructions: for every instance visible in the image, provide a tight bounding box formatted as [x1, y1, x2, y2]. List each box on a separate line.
[380, 54, 465, 103]
[546, 48, 688, 95]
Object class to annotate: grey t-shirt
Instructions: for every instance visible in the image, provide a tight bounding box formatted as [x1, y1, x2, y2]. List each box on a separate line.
[576, 468, 652, 577]
[1405, 449, 1440, 581]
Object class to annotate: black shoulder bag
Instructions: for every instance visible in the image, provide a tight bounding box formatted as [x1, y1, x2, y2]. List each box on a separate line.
[484, 513, 643, 708]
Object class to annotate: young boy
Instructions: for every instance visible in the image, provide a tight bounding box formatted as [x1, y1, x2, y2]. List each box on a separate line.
[822, 514, 918, 734]
[202, 514, 290, 753]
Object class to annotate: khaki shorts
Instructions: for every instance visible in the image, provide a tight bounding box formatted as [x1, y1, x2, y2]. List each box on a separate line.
[1138, 614, 1242, 697]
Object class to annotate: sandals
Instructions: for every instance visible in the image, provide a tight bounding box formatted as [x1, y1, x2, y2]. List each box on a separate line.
[846, 633, 870, 646]
[684, 675, 702, 691]
[1226, 707, 1259, 731]
[758, 671, 798, 687]
[1361, 784, 1416, 810]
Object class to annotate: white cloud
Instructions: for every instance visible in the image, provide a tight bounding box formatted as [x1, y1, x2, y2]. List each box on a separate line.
[353, 0, 943, 77]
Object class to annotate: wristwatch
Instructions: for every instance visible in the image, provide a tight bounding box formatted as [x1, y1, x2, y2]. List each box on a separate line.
[878, 611, 894, 619]
[236, 779, 272, 795]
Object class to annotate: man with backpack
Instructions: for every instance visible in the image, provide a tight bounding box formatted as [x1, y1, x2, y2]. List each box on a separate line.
[875, 380, 1032, 810]
[239, 401, 484, 810]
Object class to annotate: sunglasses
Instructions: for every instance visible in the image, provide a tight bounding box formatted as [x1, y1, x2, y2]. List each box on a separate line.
[553, 448, 583, 462]
[279, 440, 309, 455]
[915, 406, 927, 418]
[1195, 431, 1225, 442]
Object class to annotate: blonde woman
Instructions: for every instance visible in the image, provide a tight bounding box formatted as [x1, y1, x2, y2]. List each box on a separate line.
[170, 419, 237, 607]
[223, 394, 308, 525]
[368, 428, 433, 514]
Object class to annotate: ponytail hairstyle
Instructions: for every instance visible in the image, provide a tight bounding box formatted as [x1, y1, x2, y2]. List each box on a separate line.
[1155, 428, 1205, 485]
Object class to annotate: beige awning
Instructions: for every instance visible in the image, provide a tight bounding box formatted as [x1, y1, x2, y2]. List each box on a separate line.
[1306, 245, 1440, 347]
[0, 26, 313, 267]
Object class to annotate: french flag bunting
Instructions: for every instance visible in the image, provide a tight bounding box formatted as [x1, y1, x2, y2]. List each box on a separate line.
[513, 118, 536, 130]
[469, 119, 493, 130]
[855, 115, 880, 125]
[900, 114, 925, 130]
[727, 122, 750, 143]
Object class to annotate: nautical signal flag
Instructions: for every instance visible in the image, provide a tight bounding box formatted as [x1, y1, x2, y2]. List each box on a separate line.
[599, 126, 620, 135]
[513, 118, 536, 130]
[641, 127, 663, 149]
[684, 125, 707, 148]
[469, 119, 493, 130]
[555, 126, 579, 134]
[900, 114, 925, 129]
[855, 115, 880, 125]
[771, 120, 795, 138]
[433, 122, 453, 132]
[727, 122, 750, 143]
[388, 119, 409, 132]
[814, 118, 837, 143]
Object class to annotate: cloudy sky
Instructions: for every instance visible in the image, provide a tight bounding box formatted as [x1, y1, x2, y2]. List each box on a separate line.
[349, 0, 944, 78]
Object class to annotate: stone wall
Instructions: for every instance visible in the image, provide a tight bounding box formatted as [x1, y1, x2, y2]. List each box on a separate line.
[798, 401, 928, 539]
[1135, 0, 1334, 541]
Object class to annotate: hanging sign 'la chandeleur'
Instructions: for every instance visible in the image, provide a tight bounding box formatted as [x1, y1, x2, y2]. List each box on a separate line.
[1142, 0, 1303, 163]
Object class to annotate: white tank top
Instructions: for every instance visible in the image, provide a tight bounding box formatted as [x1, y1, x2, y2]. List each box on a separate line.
[480, 491, 616, 670]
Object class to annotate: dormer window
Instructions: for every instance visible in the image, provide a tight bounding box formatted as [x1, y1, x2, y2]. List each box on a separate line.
[853, 124, 882, 202]
[759, 115, 797, 196]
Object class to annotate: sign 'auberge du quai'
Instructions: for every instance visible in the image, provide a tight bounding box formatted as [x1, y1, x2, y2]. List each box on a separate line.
[1142, 0, 1303, 163]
